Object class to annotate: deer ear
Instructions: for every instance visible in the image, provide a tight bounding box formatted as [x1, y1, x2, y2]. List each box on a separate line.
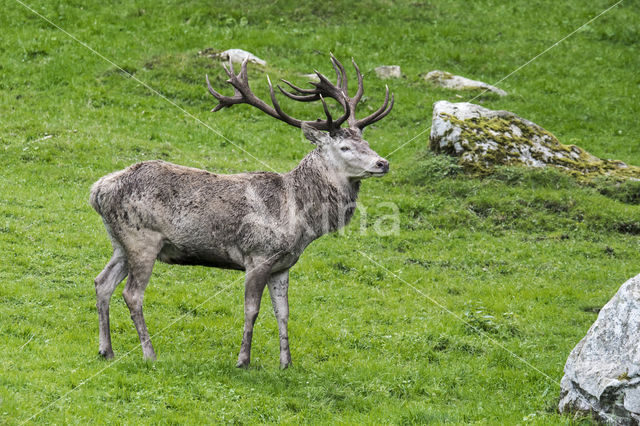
[301, 123, 332, 146]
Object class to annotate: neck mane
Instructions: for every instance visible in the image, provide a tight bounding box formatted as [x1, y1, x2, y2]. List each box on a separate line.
[286, 149, 361, 239]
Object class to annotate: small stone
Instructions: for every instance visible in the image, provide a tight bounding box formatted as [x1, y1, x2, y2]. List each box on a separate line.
[559, 274, 640, 424]
[375, 65, 402, 79]
[425, 70, 507, 96]
[429, 101, 640, 180]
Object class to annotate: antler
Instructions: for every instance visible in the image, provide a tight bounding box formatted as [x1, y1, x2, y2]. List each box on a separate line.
[279, 54, 394, 131]
[206, 58, 350, 132]
[206, 54, 393, 133]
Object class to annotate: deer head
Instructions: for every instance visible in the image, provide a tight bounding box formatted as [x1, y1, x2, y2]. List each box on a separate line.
[206, 54, 393, 180]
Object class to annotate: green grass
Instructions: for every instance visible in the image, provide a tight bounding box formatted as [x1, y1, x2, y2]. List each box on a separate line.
[1, 0, 639, 423]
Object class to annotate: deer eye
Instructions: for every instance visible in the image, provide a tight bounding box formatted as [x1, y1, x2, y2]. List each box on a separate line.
[340, 146, 350, 152]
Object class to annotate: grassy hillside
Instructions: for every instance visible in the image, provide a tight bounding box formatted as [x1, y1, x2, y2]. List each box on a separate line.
[1, 0, 639, 423]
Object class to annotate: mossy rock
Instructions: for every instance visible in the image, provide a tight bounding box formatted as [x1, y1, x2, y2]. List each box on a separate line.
[429, 101, 640, 182]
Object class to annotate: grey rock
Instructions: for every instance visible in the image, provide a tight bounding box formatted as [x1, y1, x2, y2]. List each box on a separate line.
[375, 65, 402, 79]
[429, 101, 640, 180]
[559, 274, 640, 425]
[425, 70, 507, 96]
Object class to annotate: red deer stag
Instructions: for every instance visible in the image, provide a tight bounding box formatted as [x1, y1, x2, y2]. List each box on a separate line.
[90, 54, 393, 368]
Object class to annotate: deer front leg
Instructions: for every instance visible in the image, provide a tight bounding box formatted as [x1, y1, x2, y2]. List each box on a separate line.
[94, 249, 128, 359]
[237, 261, 272, 368]
[267, 269, 291, 369]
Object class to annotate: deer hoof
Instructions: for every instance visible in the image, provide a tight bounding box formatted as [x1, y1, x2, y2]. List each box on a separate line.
[142, 352, 157, 362]
[236, 360, 250, 369]
[280, 361, 292, 370]
[98, 349, 114, 359]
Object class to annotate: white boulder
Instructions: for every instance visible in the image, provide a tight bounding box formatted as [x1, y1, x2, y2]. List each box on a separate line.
[559, 274, 640, 424]
[425, 70, 507, 96]
[215, 49, 267, 66]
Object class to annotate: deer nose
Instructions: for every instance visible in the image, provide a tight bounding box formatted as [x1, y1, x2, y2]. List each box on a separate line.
[376, 159, 389, 173]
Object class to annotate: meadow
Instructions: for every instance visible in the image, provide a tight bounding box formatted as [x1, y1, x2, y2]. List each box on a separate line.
[1, 0, 639, 423]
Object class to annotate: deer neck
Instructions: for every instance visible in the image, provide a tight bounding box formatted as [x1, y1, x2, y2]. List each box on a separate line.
[286, 149, 361, 238]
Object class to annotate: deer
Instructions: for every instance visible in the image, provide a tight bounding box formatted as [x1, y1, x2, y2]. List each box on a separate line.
[89, 54, 393, 369]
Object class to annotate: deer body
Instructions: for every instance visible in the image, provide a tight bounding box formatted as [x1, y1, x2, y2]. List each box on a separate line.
[92, 149, 361, 273]
[91, 56, 392, 368]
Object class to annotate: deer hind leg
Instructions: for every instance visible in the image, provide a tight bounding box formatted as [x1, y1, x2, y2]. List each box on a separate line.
[267, 269, 291, 369]
[237, 260, 272, 368]
[95, 245, 128, 359]
[122, 234, 162, 360]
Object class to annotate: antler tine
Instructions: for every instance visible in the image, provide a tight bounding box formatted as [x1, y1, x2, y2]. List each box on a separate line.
[266, 75, 308, 128]
[371, 92, 395, 122]
[206, 75, 227, 112]
[329, 53, 343, 92]
[350, 58, 364, 105]
[280, 78, 318, 95]
[310, 70, 352, 130]
[360, 85, 392, 124]
[329, 102, 351, 130]
[221, 59, 235, 81]
[312, 71, 346, 104]
[206, 72, 249, 113]
[317, 93, 352, 132]
[278, 84, 320, 102]
[206, 74, 222, 97]
[278, 78, 320, 102]
[344, 57, 365, 127]
[222, 58, 248, 91]
[330, 53, 348, 95]
[354, 85, 395, 129]
[331, 99, 351, 129]
[319, 94, 333, 129]
[239, 57, 249, 81]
